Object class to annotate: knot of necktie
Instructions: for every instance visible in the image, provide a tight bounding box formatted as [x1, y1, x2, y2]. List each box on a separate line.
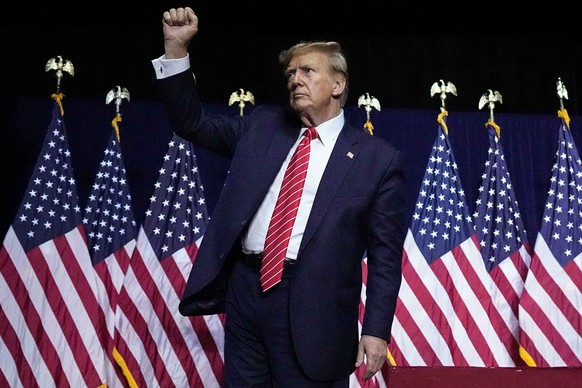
[306, 126, 317, 141]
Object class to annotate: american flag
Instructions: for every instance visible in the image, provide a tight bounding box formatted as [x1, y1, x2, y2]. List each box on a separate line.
[472, 122, 532, 365]
[114, 134, 224, 387]
[82, 128, 137, 383]
[387, 116, 515, 366]
[0, 100, 119, 386]
[518, 112, 582, 366]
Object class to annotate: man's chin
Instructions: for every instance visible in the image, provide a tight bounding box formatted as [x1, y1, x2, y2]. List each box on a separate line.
[291, 99, 309, 112]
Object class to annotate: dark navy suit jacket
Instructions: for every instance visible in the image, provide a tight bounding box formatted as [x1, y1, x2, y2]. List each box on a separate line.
[157, 69, 406, 381]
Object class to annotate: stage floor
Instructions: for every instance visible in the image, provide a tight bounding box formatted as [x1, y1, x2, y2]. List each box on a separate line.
[386, 366, 582, 387]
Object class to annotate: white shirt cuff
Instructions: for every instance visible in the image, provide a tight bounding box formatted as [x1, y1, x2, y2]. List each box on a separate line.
[151, 54, 191, 79]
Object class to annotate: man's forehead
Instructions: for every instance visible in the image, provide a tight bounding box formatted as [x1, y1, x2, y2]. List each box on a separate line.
[287, 52, 326, 68]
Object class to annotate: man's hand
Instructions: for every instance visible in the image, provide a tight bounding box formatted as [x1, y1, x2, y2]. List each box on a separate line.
[162, 7, 199, 59]
[355, 334, 388, 381]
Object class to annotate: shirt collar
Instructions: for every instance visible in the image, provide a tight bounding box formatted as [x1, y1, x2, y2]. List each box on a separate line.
[304, 109, 344, 147]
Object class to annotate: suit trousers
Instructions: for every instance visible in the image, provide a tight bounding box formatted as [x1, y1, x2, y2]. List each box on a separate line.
[223, 254, 349, 387]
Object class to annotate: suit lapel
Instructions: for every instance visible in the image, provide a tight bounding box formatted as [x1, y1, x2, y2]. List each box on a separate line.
[259, 126, 300, 187]
[300, 125, 361, 252]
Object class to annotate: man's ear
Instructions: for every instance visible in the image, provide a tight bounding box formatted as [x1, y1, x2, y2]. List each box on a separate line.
[332, 77, 347, 98]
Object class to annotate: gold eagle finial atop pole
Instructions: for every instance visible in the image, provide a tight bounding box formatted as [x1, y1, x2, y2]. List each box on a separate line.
[478, 89, 503, 137]
[556, 77, 568, 111]
[430, 79, 457, 112]
[478, 89, 503, 125]
[106, 85, 131, 116]
[229, 88, 255, 116]
[106, 85, 130, 141]
[556, 77, 570, 129]
[357, 92, 381, 135]
[430, 80, 456, 135]
[45, 55, 75, 95]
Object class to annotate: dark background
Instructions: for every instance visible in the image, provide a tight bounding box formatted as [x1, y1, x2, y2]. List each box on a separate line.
[2, 4, 581, 115]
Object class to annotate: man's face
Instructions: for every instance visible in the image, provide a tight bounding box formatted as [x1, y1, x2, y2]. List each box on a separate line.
[284, 52, 338, 115]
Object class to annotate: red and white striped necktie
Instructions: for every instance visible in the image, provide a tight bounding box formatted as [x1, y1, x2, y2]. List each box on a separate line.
[260, 126, 317, 292]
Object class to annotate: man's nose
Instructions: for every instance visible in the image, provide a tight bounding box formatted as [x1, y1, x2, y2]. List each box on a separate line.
[290, 72, 303, 85]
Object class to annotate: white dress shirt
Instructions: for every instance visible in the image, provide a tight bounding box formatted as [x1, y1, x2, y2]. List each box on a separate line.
[243, 114, 344, 259]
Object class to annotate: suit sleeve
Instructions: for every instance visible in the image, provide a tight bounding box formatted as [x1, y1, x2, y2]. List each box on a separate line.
[361, 148, 406, 341]
[155, 70, 241, 156]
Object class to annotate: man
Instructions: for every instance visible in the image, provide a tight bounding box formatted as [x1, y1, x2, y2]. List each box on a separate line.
[153, 7, 406, 387]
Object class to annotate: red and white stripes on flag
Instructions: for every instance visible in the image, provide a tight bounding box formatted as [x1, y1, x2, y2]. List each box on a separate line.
[82, 127, 138, 382]
[388, 117, 515, 367]
[0, 100, 120, 387]
[518, 111, 582, 367]
[471, 122, 532, 365]
[114, 134, 224, 387]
